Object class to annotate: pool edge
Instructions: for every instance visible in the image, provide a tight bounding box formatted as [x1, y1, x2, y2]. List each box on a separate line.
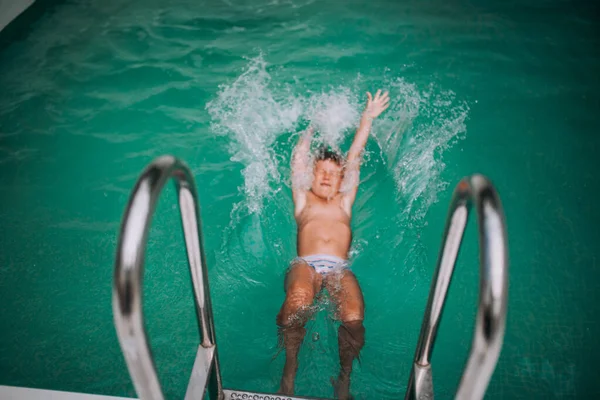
[0, 385, 136, 400]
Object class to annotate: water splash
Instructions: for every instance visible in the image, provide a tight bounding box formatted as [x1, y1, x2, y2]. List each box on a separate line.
[372, 78, 469, 223]
[208, 56, 468, 234]
[207, 56, 361, 219]
[206, 56, 303, 215]
[305, 88, 360, 149]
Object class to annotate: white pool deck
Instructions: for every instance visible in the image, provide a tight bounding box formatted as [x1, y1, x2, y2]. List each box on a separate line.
[0, 0, 35, 32]
[0, 386, 135, 400]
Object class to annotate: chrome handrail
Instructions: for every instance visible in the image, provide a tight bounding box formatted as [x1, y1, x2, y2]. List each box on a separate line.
[405, 175, 509, 400]
[113, 156, 222, 400]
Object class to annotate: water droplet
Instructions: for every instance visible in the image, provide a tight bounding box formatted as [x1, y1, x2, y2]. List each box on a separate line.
[312, 332, 320, 341]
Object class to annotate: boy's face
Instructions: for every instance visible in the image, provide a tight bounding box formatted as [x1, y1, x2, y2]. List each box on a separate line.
[311, 159, 343, 199]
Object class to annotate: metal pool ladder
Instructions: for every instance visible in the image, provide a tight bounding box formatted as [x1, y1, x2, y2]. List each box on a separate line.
[113, 156, 508, 400]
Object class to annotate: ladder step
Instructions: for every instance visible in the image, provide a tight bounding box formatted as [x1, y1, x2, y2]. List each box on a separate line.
[223, 389, 328, 400]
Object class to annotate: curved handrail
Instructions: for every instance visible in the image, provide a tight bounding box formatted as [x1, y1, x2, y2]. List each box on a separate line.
[405, 174, 509, 400]
[112, 156, 222, 400]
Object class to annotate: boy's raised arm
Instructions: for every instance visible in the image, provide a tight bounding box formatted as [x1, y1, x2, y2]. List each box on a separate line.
[342, 90, 390, 212]
[291, 126, 314, 215]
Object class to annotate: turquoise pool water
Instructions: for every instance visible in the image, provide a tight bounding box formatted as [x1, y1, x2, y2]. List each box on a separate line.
[1, 0, 599, 398]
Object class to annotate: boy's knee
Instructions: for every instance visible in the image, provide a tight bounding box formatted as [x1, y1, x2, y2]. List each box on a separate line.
[342, 320, 365, 336]
[340, 309, 364, 323]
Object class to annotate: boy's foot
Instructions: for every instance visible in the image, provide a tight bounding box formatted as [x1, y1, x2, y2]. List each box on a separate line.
[278, 375, 295, 395]
[331, 373, 352, 400]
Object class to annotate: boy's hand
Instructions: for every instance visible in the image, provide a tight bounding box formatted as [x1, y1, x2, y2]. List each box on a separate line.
[364, 90, 390, 120]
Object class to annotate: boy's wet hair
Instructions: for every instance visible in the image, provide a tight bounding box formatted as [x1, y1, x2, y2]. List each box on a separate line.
[314, 145, 343, 166]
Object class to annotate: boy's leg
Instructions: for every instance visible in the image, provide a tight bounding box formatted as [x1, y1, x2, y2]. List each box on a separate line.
[325, 270, 365, 400]
[276, 261, 322, 395]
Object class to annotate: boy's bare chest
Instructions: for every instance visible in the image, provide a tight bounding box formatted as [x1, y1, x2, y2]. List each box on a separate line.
[298, 197, 349, 225]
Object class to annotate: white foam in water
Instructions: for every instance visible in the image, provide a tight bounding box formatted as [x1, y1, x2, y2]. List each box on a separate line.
[372, 78, 469, 223]
[208, 56, 362, 217]
[208, 56, 468, 226]
[305, 88, 360, 149]
[206, 56, 303, 215]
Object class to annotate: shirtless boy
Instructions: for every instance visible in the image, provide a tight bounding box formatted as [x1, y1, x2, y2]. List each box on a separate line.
[276, 90, 390, 399]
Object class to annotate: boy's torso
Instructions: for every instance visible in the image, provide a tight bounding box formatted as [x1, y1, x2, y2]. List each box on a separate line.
[295, 191, 352, 259]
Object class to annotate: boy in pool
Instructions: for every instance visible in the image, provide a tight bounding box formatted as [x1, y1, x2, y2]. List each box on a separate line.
[277, 90, 390, 399]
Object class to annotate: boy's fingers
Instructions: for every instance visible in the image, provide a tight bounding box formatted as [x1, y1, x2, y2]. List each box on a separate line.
[367, 92, 372, 102]
[375, 89, 382, 99]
